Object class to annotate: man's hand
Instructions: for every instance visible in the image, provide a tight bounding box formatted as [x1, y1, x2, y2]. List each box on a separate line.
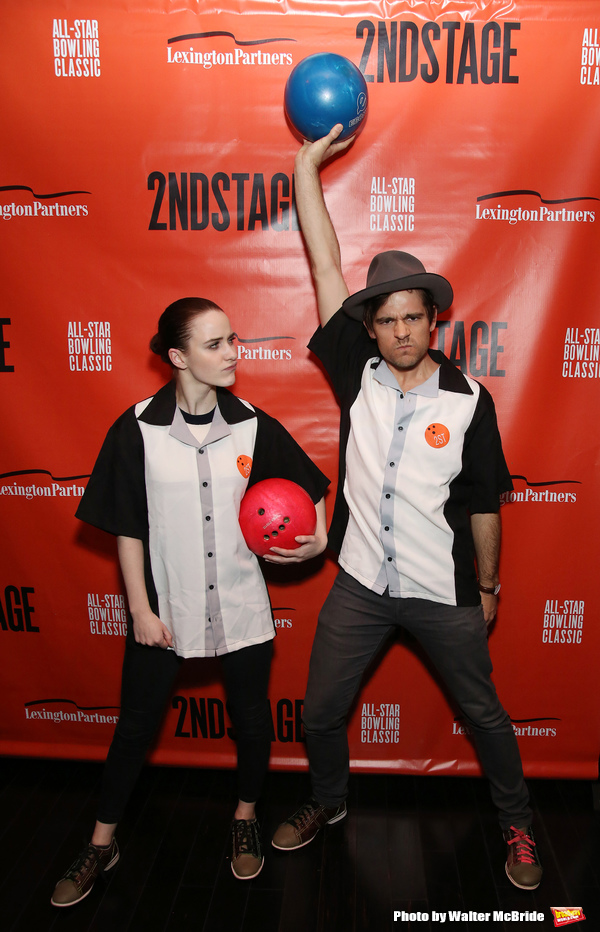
[295, 123, 355, 174]
[481, 592, 498, 629]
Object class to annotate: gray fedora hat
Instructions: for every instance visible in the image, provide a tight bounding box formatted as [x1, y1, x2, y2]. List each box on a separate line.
[342, 251, 453, 320]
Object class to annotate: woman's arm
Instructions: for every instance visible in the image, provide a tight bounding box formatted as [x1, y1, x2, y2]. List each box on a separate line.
[263, 497, 328, 564]
[117, 536, 173, 648]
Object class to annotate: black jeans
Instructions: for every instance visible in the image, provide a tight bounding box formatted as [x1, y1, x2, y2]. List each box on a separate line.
[96, 638, 273, 823]
[303, 570, 532, 830]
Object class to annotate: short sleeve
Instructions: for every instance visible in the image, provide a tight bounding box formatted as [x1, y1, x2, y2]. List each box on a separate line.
[249, 410, 330, 504]
[463, 386, 513, 514]
[75, 406, 148, 539]
[308, 310, 378, 402]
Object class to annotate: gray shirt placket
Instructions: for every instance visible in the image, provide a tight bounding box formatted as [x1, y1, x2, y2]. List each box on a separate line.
[170, 406, 231, 653]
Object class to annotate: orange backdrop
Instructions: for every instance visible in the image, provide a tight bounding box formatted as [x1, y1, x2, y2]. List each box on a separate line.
[2, 0, 599, 779]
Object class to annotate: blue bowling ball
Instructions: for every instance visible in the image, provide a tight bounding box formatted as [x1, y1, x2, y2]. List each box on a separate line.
[284, 52, 368, 142]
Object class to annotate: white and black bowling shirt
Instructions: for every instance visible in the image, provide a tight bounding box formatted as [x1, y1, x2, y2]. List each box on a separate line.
[76, 381, 329, 658]
[308, 311, 512, 607]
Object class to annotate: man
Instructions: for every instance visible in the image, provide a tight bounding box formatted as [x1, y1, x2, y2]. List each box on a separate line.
[270, 125, 542, 891]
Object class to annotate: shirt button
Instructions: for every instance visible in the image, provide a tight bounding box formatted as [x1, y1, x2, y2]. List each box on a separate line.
[385, 493, 391, 499]
[398, 426, 403, 431]
[389, 462, 395, 467]
[202, 481, 208, 488]
[209, 584, 214, 590]
[199, 448, 205, 454]
[205, 515, 211, 521]
[207, 552, 213, 557]
[384, 526, 390, 531]
[387, 557, 393, 562]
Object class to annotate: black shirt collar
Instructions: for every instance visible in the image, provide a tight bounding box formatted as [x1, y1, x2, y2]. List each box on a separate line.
[429, 349, 473, 395]
[137, 381, 257, 426]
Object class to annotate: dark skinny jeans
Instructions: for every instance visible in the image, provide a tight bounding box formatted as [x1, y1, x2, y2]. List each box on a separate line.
[303, 570, 532, 831]
[96, 637, 273, 824]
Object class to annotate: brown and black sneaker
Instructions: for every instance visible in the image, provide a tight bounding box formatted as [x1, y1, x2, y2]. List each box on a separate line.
[51, 838, 119, 907]
[272, 797, 347, 850]
[231, 818, 263, 880]
[504, 825, 542, 890]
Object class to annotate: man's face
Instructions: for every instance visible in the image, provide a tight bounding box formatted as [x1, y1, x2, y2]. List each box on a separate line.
[365, 290, 437, 375]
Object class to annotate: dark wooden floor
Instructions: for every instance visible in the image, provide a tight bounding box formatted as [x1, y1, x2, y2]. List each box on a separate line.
[1, 756, 598, 932]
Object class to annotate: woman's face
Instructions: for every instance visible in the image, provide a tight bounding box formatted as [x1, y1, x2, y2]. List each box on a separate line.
[171, 310, 238, 389]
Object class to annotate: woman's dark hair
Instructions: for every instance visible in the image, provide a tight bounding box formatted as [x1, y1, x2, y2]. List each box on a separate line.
[363, 288, 437, 331]
[149, 297, 223, 366]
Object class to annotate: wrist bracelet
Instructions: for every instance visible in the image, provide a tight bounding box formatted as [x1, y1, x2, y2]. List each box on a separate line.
[478, 581, 501, 596]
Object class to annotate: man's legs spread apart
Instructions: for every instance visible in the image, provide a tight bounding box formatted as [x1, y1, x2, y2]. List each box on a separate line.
[398, 599, 541, 889]
[397, 598, 532, 831]
[304, 570, 395, 805]
[272, 570, 393, 850]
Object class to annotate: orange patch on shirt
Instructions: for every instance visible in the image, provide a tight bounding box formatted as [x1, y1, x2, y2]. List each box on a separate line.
[237, 454, 253, 478]
[425, 423, 450, 448]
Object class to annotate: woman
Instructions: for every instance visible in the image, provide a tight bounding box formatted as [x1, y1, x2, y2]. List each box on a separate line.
[51, 297, 329, 906]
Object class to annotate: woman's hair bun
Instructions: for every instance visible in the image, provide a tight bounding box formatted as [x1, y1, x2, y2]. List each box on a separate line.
[149, 332, 164, 356]
[152, 297, 223, 367]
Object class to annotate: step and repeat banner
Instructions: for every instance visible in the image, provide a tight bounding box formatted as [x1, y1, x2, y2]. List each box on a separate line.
[2, 1, 599, 779]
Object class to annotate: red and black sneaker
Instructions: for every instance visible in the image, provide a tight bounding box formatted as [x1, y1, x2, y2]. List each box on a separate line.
[503, 825, 542, 890]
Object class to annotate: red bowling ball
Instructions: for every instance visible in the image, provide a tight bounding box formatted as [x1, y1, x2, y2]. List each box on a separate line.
[239, 478, 317, 557]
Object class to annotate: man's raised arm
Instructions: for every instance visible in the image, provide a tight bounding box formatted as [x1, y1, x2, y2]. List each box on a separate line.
[293, 125, 354, 327]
